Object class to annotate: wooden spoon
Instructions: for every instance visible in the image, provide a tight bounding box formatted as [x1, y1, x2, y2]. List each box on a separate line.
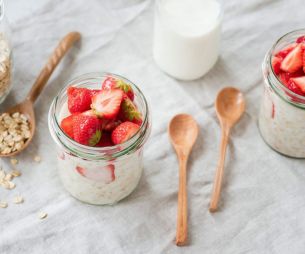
[169, 114, 199, 246]
[0, 32, 81, 158]
[209, 87, 245, 213]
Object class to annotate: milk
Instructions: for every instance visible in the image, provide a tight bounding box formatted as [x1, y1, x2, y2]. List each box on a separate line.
[153, 0, 222, 80]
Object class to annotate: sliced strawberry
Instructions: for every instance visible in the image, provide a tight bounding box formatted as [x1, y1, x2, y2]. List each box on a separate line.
[91, 89, 101, 97]
[111, 121, 140, 145]
[275, 43, 297, 59]
[91, 89, 124, 119]
[76, 165, 115, 183]
[296, 36, 305, 43]
[68, 87, 93, 113]
[102, 77, 134, 101]
[96, 132, 114, 147]
[303, 49, 305, 73]
[272, 56, 282, 75]
[280, 44, 303, 73]
[72, 113, 102, 146]
[290, 76, 305, 93]
[287, 79, 305, 96]
[60, 115, 75, 138]
[118, 97, 143, 125]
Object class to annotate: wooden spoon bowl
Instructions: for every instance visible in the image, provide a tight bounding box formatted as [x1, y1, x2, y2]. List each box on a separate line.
[0, 32, 81, 157]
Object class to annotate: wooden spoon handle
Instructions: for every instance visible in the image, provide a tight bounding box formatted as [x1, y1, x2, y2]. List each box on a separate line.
[209, 127, 230, 213]
[26, 31, 81, 103]
[176, 156, 188, 246]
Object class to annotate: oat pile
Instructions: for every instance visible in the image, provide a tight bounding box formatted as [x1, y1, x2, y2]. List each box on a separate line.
[0, 112, 31, 155]
[0, 34, 11, 99]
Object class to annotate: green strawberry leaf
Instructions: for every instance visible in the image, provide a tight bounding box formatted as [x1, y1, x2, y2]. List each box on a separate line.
[89, 130, 102, 146]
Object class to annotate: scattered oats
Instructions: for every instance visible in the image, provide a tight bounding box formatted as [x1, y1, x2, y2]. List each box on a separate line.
[7, 181, 15, 189]
[0, 201, 7, 208]
[34, 155, 41, 163]
[10, 158, 18, 165]
[11, 170, 21, 177]
[39, 212, 48, 219]
[2, 181, 10, 189]
[4, 173, 12, 181]
[13, 195, 23, 204]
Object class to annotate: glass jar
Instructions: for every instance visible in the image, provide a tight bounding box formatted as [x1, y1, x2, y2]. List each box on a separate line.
[153, 0, 223, 80]
[259, 29, 305, 158]
[0, 0, 12, 104]
[48, 73, 151, 205]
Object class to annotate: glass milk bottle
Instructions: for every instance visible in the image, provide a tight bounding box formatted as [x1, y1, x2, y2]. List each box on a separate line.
[153, 0, 223, 81]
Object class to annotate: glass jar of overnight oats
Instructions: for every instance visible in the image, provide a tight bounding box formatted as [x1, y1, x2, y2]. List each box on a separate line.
[259, 29, 305, 158]
[48, 73, 151, 205]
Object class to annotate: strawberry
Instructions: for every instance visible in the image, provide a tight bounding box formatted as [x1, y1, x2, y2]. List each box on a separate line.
[278, 70, 304, 87]
[287, 79, 305, 96]
[91, 89, 124, 119]
[303, 49, 305, 73]
[280, 44, 303, 73]
[290, 76, 305, 93]
[72, 113, 102, 146]
[96, 132, 114, 147]
[111, 121, 140, 145]
[275, 43, 297, 59]
[68, 87, 93, 113]
[272, 56, 282, 75]
[91, 89, 101, 97]
[102, 77, 134, 101]
[118, 97, 143, 125]
[60, 114, 75, 138]
[296, 36, 305, 43]
[76, 165, 115, 183]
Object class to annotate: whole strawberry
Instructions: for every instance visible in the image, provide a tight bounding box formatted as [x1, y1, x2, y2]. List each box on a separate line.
[60, 114, 75, 138]
[73, 113, 102, 146]
[68, 87, 93, 113]
[102, 76, 134, 101]
[111, 121, 140, 145]
[118, 97, 142, 125]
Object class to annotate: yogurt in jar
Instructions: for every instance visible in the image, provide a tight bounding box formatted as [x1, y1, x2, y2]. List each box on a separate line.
[153, 0, 222, 80]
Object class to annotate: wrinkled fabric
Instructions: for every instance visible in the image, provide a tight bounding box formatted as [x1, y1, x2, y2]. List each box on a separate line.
[0, 0, 305, 253]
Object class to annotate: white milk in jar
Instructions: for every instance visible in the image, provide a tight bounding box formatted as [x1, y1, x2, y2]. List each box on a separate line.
[153, 0, 222, 80]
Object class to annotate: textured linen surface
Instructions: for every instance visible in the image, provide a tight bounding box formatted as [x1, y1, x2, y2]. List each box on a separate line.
[1, 0, 305, 253]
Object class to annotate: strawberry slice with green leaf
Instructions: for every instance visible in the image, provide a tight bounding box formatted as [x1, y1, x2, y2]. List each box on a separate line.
[102, 77, 134, 101]
[91, 89, 124, 119]
[111, 121, 140, 145]
[280, 44, 303, 73]
[95, 132, 114, 147]
[73, 113, 102, 146]
[118, 97, 143, 125]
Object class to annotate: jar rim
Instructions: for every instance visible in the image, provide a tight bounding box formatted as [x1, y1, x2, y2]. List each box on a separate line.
[48, 72, 151, 160]
[264, 28, 305, 108]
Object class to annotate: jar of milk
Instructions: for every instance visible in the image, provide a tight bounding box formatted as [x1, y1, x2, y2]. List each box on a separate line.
[153, 0, 223, 81]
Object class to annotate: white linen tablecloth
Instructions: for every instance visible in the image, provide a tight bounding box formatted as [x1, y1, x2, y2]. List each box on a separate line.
[1, 0, 305, 253]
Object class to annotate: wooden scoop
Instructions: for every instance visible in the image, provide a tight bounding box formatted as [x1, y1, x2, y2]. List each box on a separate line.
[209, 87, 245, 212]
[0, 32, 81, 157]
[169, 114, 199, 246]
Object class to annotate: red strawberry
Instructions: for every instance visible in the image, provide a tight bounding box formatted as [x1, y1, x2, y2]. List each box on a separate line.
[111, 121, 140, 145]
[280, 44, 303, 73]
[60, 115, 75, 138]
[96, 132, 114, 147]
[68, 87, 93, 113]
[278, 70, 304, 87]
[73, 113, 102, 146]
[290, 76, 305, 93]
[76, 165, 115, 183]
[287, 79, 305, 96]
[91, 89, 101, 97]
[303, 49, 305, 73]
[118, 97, 143, 125]
[296, 36, 305, 43]
[102, 77, 134, 101]
[272, 56, 282, 75]
[91, 89, 124, 119]
[275, 43, 297, 59]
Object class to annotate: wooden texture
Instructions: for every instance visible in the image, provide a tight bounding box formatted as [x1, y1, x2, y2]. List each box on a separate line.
[0, 32, 81, 157]
[209, 87, 245, 212]
[168, 114, 198, 246]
